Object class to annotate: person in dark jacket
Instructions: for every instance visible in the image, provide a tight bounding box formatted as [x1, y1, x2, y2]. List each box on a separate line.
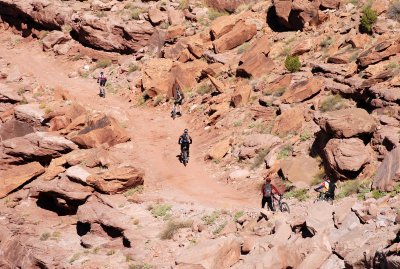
[178, 129, 192, 158]
[261, 178, 280, 211]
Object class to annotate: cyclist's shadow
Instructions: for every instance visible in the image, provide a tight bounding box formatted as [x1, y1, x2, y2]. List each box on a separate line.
[176, 154, 182, 163]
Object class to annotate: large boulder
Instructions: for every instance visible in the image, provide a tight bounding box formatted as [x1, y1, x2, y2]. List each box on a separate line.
[14, 104, 45, 125]
[373, 147, 400, 191]
[86, 165, 144, 194]
[141, 58, 174, 97]
[207, 138, 231, 160]
[213, 20, 257, 53]
[324, 138, 371, 178]
[148, 8, 167, 25]
[2, 132, 77, 163]
[70, 14, 155, 53]
[271, 0, 321, 30]
[280, 156, 320, 187]
[70, 115, 129, 149]
[272, 106, 305, 136]
[0, 83, 22, 103]
[176, 236, 241, 269]
[41, 31, 71, 51]
[358, 39, 400, 68]
[315, 108, 376, 138]
[0, 162, 44, 198]
[0, 0, 72, 30]
[210, 15, 236, 40]
[0, 119, 34, 141]
[237, 35, 274, 78]
[29, 176, 93, 214]
[280, 77, 324, 104]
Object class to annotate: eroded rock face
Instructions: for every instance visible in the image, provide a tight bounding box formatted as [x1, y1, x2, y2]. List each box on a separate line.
[70, 14, 155, 53]
[0, 119, 34, 141]
[281, 77, 324, 104]
[373, 147, 400, 191]
[213, 20, 257, 53]
[271, 0, 320, 30]
[70, 115, 129, 149]
[315, 108, 376, 138]
[280, 156, 320, 187]
[324, 138, 371, 178]
[358, 39, 400, 68]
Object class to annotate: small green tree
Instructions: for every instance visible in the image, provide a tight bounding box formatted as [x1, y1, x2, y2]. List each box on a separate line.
[360, 7, 377, 34]
[284, 55, 301, 73]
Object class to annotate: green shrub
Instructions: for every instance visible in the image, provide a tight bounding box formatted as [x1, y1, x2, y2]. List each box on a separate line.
[213, 221, 227, 235]
[300, 132, 312, 141]
[178, 0, 189, 10]
[234, 210, 244, 221]
[320, 37, 333, 48]
[123, 186, 144, 197]
[127, 63, 139, 74]
[208, 9, 227, 20]
[284, 55, 301, 73]
[277, 145, 293, 160]
[251, 149, 269, 170]
[197, 84, 212, 95]
[273, 87, 286, 97]
[40, 232, 51, 241]
[237, 42, 250, 54]
[284, 188, 309, 201]
[371, 189, 387, 199]
[336, 179, 373, 199]
[160, 220, 191, 240]
[202, 211, 220, 225]
[388, 1, 400, 21]
[319, 95, 346, 112]
[153, 95, 163, 106]
[130, 8, 144, 20]
[150, 204, 172, 218]
[129, 264, 153, 269]
[360, 7, 377, 34]
[94, 59, 112, 70]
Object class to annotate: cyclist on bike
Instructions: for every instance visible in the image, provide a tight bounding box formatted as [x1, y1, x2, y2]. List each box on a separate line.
[261, 177, 280, 211]
[97, 71, 107, 98]
[172, 82, 184, 117]
[178, 129, 192, 158]
[314, 176, 336, 201]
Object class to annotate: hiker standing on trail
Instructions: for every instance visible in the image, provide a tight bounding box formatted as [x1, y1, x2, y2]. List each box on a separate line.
[261, 178, 280, 211]
[171, 79, 184, 117]
[97, 71, 107, 98]
[314, 176, 336, 201]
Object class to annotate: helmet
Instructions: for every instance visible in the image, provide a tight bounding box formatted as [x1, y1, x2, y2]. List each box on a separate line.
[100, 71, 104, 75]
[184, 129, 188, 133]
[265, 177, 271, 182]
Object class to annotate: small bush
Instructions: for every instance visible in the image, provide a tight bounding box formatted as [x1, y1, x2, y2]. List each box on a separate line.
[300, 132, 312, 141]
[153, 95, 163, 106]
[371, 189, 387, 199]
[178, 0, 189, 10]
[237, 42, 250, 54]
[127, 64, 139, 74]
[150, 204, 172, 218]
[360, 7, 377, 34]
[213, 221, 227, 235]
[273, 87, 286, 97]
[94, 59, 112, 70]
[202, 211, 220, 225]
[208, 9, 227, 20]
[319, 95, 346, 112]
[197, 84, 212, 95]
[311, 169, 325, 186]
[123, 185, 144, 197]
[130, 7, 144, 20]
[277, 145, 293, 160]
[388, 1, 400, 21]
[284, 55, 301, 73]
[320, 37, 333, 48]
[336, 180, 360, 199]
[233, 210, 244, 221]
[284, 188, 309, 201]
[129, 264, 153, 269]
[160, 22, 170, 29]
[233, 120, 243, 127]
[95, 11, 107, 18]
[160, 220, 192, 240]
[251, 149, 269, 170]
[40, 232, 51, 241]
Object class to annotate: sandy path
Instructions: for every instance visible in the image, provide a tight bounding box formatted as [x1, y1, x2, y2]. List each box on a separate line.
[0, 41, 257, 209]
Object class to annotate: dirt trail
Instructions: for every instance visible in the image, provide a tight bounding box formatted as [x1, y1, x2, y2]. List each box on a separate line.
[0, 42, 257, 209]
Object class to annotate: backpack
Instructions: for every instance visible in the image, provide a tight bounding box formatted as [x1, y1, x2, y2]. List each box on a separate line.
[264, 184, 272, 197]
[328, 181, 336, 195]
[181, 134, 190, 143]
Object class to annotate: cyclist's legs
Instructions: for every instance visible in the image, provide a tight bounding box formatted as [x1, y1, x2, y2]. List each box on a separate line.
[266, 196, 274, 211]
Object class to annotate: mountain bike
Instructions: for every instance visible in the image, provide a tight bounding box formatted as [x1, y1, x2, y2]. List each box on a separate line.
[181, 145, 189, 166]
[314, 191, 334, 205]
[99, 85, 105, 98]
[273, 195, 290, 213]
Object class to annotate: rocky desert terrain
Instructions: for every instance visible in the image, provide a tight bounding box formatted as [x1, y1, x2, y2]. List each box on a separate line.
[0, 0, 400, 268]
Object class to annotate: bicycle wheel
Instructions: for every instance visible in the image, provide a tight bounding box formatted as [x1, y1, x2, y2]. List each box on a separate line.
[280, 202, 290, 213]
[182, 151, 188, 166]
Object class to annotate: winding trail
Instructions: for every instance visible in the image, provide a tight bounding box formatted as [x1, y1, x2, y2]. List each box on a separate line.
[0, 40, 257, 209]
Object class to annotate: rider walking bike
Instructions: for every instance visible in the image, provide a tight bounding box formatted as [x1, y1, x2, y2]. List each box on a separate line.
[261, 178, 280, 211]
[97, 71, 107, 98]
[171, 82, 184, 118]
[314, 176, 336, 203]
[178, 129, 192, 165]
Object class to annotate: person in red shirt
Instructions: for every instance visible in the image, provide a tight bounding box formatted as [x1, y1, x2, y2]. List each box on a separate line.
[261, 178, 280, 211]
